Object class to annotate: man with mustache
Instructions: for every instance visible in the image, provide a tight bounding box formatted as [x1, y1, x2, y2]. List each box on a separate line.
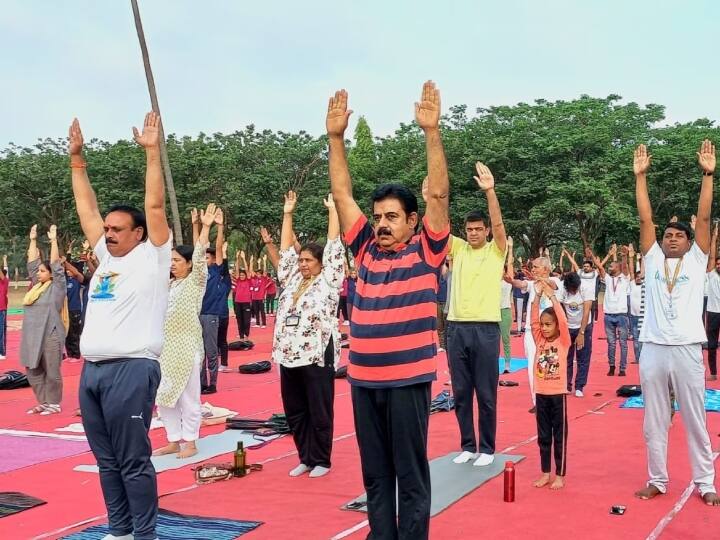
[69, 112, 172, 540]
[327, 81, 449, 539]
[633, 141, 719, 506]
[444, 163, 507, 468]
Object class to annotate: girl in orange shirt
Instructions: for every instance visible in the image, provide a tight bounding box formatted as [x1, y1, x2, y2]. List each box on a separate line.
[531, 280, 571, 489]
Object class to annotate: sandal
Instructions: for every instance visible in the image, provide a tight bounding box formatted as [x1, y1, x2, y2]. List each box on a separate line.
[27, 404, 47, 414]
[40, 404, 61, 415]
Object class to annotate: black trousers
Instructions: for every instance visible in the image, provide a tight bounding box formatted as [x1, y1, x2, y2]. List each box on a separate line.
[706, 311, 720, 376]
[280, 339, 335, 468]
[65, 310, 83, 358]
[536, 393, 568, 476]
[79, 358, 160, 540]
[447, 321, 500, 454]
[337, 296, 349, 321]
[252, 299, 266, 326]
[233, 302, 252, 339]
[218, 316, 229, 367]
[352, 382, 431, 540]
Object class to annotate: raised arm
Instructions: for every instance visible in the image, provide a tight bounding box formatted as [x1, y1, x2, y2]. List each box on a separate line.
[260, 227, 280, 271]
[27, 225, 39, 263]
[68, 119, 104, 247]
[634, 144, 656, 255]
[47, 225, 59, 264]
[191, 207, 199, 245]
[214, 208, 225, 263]
[564, 248, 580, 273]
[281, 191, 297, 251]
[416, 81, 449, 233]
[133, 112, 169, 247]
[708, 222, 718, 272]
[593, 254, 607, 279]
[324, 193, 340, 241]
[695, 139, 716, 254]
[506, 236, 515, 275]
[326, 90, 363, 233]
[619, 245, 630, 277]
[473, 162, 506, 252]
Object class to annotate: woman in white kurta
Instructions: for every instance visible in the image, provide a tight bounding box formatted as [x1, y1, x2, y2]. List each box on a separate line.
[153, 204, 217, 459]
[273, 191, 344, 478]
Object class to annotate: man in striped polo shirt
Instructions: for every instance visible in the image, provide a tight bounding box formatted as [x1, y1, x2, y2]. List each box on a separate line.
[327, 81, 450, 539]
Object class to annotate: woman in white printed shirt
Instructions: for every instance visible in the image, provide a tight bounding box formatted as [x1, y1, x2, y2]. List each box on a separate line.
[153, 203, 218, 459]
[273, 191, 344, 478]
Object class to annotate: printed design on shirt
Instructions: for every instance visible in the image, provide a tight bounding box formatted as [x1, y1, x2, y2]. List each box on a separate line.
[91, 271, 120, 300]
[536, 346, 561, 381]
[653, 270, 689, 287]
[566, 301, 580, 314]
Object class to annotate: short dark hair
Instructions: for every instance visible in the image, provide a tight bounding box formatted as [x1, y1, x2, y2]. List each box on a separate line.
[465, 210, 489, 227]
[562, 271, 581, 295]
[634, 270, 643, 278]
[370, 183, 418, 217]
[540, 306, 558, 324]
[173, 245, 194, 263]
[300, 242, 324, 264]
[106, 205, 147, 241]
[206, 247, 217, 256]
[582, 259, 594, 267]
[663, 221, 694, 241]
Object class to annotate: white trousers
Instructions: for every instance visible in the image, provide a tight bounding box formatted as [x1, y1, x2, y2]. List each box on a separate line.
[157, 363, 202, 442]
[525, 330, 537, 405]
[640, 342, 716, 496]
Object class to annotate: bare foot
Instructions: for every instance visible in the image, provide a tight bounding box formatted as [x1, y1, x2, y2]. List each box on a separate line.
[635, 485, 662, 500]
[152, 442, 180, 456]
[533, 473, 551, 488]
[702, 492, 720, 506]
[177, 442, 198, 459]
[550, 476, 565, 490]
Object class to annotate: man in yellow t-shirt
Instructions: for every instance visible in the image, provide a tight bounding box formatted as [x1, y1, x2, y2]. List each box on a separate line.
[447, 162, 507, 468]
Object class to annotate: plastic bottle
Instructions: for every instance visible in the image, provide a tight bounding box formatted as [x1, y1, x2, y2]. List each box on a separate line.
[234, 441, 246, 477]
[503, 461, 515, 502]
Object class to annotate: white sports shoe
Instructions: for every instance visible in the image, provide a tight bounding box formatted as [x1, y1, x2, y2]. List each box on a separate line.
[473, 453, 495, 467]
[575, 389, 584, 398]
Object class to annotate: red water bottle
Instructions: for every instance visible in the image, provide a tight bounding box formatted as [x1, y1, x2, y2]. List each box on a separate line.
[503, 461, 515, 502]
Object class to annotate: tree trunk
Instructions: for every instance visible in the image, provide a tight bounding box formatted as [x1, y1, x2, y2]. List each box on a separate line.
[130, 0, 183, 244]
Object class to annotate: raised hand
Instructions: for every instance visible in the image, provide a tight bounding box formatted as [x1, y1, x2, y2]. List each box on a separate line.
[214, 208, 224, 226]
[670, 215, 678, 223]
[620, 245, 629, 257]
[691, 214, 697, 230]
[82, 239, 90, 252]
[47, 225, 58, 241]
[507, 236, 514, 249]
[473, 162, 495, 191]
[260, 227, 273, 244]
[132, 111, 161, 149]
[633, 144, 652, 175]
[421, 176, 429, 203]
[190, 207, 199, 224]
[323, 193, 336, 210]
[284, 191, 298, 214]
[540, 280, 555, 298]
[29, 224, 37, 240]
[222, 241, 228, 257]
[326, 90, 352, 137]
[610, 243, 618, 255]
[68, 119, 84, 156]
[200, 203, 218, 227]
[698, 139, 716, 174]
[414, 80, 441, 130]
[240, 250, 246, 260]
[628, 243, 635, 258]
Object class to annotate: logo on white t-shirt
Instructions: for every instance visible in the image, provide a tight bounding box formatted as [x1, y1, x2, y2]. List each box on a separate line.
[652, 270, 689, 287]
[91, 271, 120, 301]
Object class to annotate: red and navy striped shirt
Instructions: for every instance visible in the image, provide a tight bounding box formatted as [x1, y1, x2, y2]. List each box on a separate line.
[345, 214, 450, 388]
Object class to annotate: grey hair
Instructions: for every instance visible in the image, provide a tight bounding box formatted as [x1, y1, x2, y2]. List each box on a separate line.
[534, 257, 552, 271]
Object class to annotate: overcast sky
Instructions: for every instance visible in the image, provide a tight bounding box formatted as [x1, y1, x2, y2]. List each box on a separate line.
[3, 0, 719, 147]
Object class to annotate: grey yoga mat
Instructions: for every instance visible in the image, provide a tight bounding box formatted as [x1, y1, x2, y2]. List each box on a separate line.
[343, 452, 524, 516]
[73, 430, 279, 474]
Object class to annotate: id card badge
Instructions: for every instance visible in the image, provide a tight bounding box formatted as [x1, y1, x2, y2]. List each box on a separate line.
[665, 306, 677, 320]
[286, 315, 300, 327]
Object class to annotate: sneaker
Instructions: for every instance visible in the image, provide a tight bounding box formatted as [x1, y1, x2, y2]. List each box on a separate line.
[40, 404, 61, 415]
[219, 366, 233, 373]
[309, 465, 331, 478]
[0, 355, 6, 360]
[289, 463, 311, 477]
[261, 325, 266, 328]
[607, 366, 616, 376]
[502, 369, 510, 374]
[575, 389, 584, 398]
[101, 534, 134, 540]
[618, 370, 626, 377]
[201, 385, 217, 395]
[438, 347, 446, 353]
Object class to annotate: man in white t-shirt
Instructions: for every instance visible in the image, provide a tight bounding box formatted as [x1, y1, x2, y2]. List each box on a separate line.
[507, 257, 561, 411]
[69, 113, 173, 539]
[633, 141, 718, 506]
[558, 271, 594, 397]
[704, 224, 720, 382]
[595, 245, 631, 376]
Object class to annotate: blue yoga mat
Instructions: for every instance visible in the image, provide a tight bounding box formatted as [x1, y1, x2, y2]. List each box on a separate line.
[621, 388, 720, 412]
[61, 509, 262, 539]
[498, 357, 528, 373]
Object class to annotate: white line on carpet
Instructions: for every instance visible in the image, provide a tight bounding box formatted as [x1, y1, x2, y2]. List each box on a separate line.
[0, 428, 87, 442]
[644, 451, 720, 540]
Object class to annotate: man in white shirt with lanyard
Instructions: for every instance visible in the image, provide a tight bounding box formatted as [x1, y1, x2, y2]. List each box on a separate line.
[69, 113, 173, 539]
[633, 141, 719, 506]
[594, 245, 631, 376]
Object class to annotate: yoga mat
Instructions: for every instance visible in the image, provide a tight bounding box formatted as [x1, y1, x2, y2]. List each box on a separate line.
[499, 357, 528, 373]
[0, 434, 90, 473]
[74, 430, 280, 474]
[620, 388, 720, 412]
[60, 508, 262, 539]
[0, 492, 46, 518]
[342, 452, 524, 516]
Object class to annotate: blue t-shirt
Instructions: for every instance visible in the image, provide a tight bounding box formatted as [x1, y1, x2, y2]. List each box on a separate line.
[347, 277, 357, 301]
[66, 276, 82, 312]
[513, 272, 527, 299]
[438, 274, 448, 303]
[201, 261, 232, 317]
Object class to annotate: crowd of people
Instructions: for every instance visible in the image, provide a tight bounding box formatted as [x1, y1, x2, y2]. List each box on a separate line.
[3, 82, 718, 540]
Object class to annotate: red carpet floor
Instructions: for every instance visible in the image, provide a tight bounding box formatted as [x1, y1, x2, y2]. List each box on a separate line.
[0, 313, 719, 539]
